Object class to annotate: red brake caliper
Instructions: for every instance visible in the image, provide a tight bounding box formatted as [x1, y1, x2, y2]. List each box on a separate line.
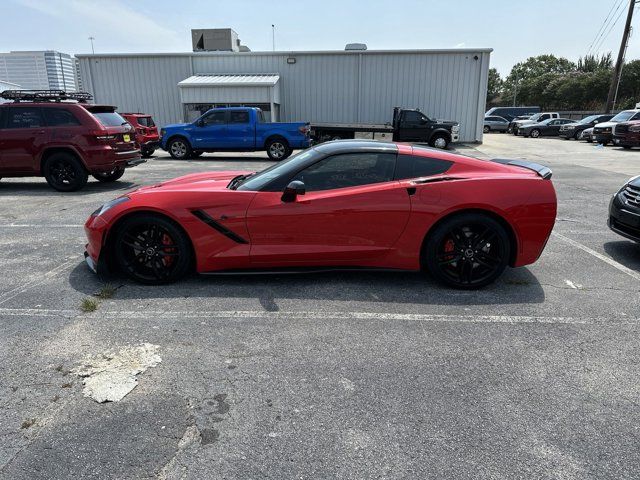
[161, 234, 175, 266]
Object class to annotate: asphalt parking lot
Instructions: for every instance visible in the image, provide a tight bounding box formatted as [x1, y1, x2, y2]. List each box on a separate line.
[1, 135, 639, 479]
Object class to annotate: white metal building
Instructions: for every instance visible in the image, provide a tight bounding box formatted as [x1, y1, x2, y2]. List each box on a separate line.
[77, 48, 491, 142]
[0, 51, 77, 92]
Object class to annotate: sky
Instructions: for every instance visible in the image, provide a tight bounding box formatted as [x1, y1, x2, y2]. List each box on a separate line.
[3, 0, 639, 76]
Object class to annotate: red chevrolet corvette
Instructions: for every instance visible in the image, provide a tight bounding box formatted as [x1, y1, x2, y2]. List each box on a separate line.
[84, 140, 557, 288]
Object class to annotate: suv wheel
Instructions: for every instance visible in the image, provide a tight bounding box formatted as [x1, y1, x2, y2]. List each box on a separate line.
[168, 138, 192, 160]
[141, 148, 155, 158]
[93, 166, 125, 183]
[43, 153, 88, 192]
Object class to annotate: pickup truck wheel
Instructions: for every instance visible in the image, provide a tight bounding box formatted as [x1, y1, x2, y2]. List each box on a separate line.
[43, 153, 88, 192]
[93, 166, 125, 183]
[429, 135, 449, 149]
[266, 139, 291, 160]
[483, 126, 490, 133]
[168, 138, 191, 160]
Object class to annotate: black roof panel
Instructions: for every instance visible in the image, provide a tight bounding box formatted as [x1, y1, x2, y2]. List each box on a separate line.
[314, 139, 398, 154]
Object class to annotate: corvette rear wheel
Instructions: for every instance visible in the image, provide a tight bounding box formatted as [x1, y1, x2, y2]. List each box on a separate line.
[114, 214, 192, 284]
[425, 214, 510, 289]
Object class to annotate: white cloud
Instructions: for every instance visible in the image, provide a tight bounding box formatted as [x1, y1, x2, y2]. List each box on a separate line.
[455, 42, 466, 48]
[17, 0, 183, 52]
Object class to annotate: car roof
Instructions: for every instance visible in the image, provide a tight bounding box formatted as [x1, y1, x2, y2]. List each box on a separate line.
[313, 139, 398, 155]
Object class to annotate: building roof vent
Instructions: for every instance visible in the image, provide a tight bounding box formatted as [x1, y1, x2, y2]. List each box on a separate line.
[345, 43, 367, 51]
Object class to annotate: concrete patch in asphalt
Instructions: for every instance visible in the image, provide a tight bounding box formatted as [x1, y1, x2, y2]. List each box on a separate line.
[71, 343, 161, 403]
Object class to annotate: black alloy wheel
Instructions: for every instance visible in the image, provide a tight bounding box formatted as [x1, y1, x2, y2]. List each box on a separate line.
[92, 166, 125, 183]
[425, 214, 510, 289]
[43, 153, 88, 192]
[483, 126, 490, 133]
[114, 214, 192, 284]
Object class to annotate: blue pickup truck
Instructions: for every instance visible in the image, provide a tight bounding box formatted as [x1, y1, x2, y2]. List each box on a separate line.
[160, 107, 310, 160]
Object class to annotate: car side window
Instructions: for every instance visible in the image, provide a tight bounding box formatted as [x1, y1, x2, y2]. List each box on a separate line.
[4, 107, 44, 129]
[43, 108, 81, 127]
[201, 111, 226, 126]
[395, 154, 453, 180]
[402, 111, 427, 126]
[291, 153, 397, 191]
[229, 111, 249, 124]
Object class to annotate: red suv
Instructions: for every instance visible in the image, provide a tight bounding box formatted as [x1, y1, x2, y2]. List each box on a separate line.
[121, 112, 160, 158]
[0, 90, 144, 191]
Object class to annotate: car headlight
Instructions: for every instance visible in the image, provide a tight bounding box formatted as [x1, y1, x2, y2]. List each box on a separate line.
[603, 127, 611, 132]
[629, 124, 640, 133]
[452, 125, 460, 133]
[92, 196, 130, 216]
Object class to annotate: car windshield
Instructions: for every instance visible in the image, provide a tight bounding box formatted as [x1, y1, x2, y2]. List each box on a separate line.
[236, 149, 319, 191]
[611, 111, 636, 122]
[579, 115, 598, 124]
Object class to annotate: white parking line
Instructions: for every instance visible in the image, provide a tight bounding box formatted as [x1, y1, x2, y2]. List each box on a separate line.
[552, 232, 640, 282]
[0, 307, 586, 324]
[0, 224, 83, 228]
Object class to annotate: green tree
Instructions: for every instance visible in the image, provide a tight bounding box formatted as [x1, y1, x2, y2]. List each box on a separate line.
[503, 55, 576, 106]
[486, 68, 503, 105]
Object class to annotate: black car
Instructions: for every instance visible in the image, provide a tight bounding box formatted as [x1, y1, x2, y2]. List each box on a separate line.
[518, 118, 574, 138]
[559, 114, 614, 140]
[609, 175, 640, 242]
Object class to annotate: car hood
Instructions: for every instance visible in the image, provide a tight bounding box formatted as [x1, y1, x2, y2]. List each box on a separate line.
[594, 121, 618, 128]
[630, 176, 640, 188]
[132, 171, 254, 195]
[514, 119, 536, 126]
[163, 122, 190, 129]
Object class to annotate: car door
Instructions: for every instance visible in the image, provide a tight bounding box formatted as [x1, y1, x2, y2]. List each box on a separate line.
[245, 152, 411, 266]
[396, 111, 431, 142]
[225, 110, 253, 149]
[191, 110, 227, 149]
[0, 106, 47, 173]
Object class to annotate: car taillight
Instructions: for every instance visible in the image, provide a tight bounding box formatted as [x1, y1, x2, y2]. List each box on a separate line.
[299, 125, 310, 135]
[137, 127, 145, 134]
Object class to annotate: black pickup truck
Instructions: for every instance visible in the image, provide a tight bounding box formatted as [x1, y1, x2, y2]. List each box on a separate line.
[309, 107, 460, 149]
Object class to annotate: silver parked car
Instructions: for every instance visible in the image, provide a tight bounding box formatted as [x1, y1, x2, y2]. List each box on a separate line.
[484, 116, 509, 133]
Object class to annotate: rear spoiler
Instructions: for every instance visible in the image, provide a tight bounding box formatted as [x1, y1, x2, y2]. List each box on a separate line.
[492, 158, 552, 180]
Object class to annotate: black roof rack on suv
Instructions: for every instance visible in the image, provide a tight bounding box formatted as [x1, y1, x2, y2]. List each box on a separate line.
[0, 90, 93, 103]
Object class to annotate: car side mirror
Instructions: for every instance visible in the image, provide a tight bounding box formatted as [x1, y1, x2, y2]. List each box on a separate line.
[282, 180, 305, 202]
[196, 119, 204, 127]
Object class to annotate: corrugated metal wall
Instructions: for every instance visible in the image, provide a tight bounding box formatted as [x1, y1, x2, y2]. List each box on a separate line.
[78, 50, 490, 142]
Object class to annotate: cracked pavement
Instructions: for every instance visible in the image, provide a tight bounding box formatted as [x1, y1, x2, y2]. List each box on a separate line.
[0, 135, 639, 479]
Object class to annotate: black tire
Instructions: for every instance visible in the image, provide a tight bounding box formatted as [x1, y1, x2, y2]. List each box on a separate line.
[586, 137, 593, 143]
[266, 138, 292, 160]
[141, 148, 155, 158]
[562, 136, 570, 140]
[114, 214, 192, 284]
[429, 134, 450, 149]
[623, 145, 632, 150]
[43, 153, 88, 192]
[483, 126, 490, 134]
[167, 137, 192, 160]
[92, 166, 125, 183]
[530, 129, 541, 138]
[573, 131, 581, 140]
[190, 151, 204, 158]
[424, 213, 510, 289]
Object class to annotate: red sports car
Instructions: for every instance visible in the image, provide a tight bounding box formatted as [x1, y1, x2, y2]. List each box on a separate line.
[84, 141, 557, 288]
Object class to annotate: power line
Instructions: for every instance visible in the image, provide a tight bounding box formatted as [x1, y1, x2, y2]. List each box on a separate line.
[592, 2, 628, 54]
[587, 0, 625, 56]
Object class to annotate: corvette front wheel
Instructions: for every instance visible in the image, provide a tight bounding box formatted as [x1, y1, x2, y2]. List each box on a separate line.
[424, 214, 510, 289]
[114, 214, 192, 284]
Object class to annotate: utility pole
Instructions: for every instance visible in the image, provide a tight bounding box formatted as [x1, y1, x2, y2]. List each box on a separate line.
[88, 36, 95, 54]
[605, 0, 636, 113]
[512, 71, 519, 107]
